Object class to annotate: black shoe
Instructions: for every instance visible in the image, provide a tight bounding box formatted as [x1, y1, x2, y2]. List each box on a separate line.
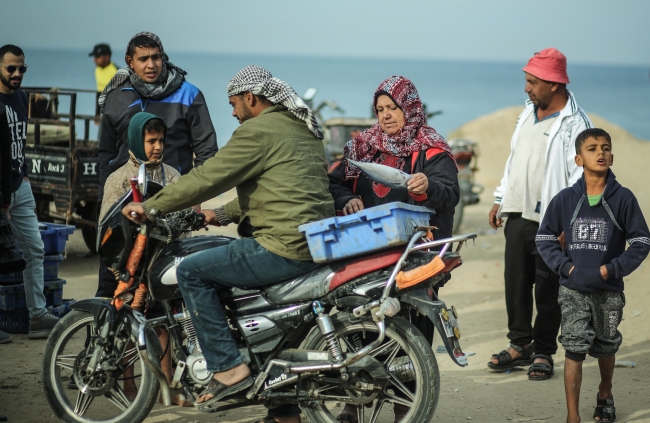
[28, 311, 59, 339]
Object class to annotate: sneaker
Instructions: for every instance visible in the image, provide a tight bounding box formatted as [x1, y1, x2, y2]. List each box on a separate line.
[28, 311, 59, 339]
[0, 330, 13, 344]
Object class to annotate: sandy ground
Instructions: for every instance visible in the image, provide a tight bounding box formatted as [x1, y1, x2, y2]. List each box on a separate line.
[2, 108, 650, 422]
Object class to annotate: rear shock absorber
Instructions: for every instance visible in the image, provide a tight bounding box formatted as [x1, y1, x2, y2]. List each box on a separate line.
[313, 301, 343, 362]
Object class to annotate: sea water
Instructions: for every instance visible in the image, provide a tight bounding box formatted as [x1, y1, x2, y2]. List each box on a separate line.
[21, 48, 650, 146]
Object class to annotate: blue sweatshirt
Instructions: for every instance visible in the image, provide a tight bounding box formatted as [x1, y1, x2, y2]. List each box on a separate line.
[536, 170, 650, 293]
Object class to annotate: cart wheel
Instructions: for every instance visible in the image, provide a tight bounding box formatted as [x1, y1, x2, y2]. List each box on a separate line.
[35, 196, 53, 222]
[77, 202, 98, 254]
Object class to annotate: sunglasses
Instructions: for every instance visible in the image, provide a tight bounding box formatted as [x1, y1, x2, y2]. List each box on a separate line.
[1, 65, 28, 74]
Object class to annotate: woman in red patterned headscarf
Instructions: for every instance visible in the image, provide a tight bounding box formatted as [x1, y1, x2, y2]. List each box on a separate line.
[329, 75, 459, 240]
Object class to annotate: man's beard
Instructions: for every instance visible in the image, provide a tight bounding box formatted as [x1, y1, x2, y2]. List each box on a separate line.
[238, 104, 255, 123]
[0, 73, 22, 90]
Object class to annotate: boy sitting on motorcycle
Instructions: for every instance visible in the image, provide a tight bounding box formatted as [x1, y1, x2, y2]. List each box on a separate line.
[101, 112, 191, 406]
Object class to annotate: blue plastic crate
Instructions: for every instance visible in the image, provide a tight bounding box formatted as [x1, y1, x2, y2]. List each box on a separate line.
[39, 222, 76, 255]
[51, 299, 76, 318]
[0, 279, 66, 311]
[0, 300, 74, 334]
[298, 202, 434, 263]
[0, 307, 30, 334]
[0, 254, 64, 283]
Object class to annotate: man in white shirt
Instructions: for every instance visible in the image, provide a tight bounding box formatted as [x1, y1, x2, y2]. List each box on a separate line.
[487, 48, 592, 380]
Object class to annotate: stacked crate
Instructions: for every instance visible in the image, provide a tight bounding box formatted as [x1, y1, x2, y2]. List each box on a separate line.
[0, 223, 76, 333]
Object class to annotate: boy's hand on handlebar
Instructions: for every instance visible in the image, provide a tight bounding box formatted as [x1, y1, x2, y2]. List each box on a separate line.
[488, 203, 502, 229]
[122, 202, 148, 223]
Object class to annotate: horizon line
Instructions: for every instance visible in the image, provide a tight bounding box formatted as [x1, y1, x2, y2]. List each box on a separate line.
[19, 46, 650, 69]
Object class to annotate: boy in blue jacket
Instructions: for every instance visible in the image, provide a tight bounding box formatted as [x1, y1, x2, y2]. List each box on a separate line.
[536, 128, 650, 423]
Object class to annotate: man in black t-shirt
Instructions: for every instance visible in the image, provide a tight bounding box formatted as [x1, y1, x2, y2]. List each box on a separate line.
[0, 44, 59, 339]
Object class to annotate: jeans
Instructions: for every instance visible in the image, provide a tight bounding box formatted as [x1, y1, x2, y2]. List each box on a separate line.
[176, 237, 323, 373]
[9, 181, 47, 319]
[504, 213, 561, 355]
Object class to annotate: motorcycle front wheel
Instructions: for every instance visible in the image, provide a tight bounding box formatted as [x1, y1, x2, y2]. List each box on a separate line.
[300, 313, 441, 423]
[42, 310, 160, 423]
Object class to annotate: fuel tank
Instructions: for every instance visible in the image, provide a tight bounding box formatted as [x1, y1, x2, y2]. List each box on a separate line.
[148, 235, 234, 300]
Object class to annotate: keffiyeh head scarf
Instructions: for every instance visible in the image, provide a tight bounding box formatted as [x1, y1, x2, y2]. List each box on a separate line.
[98, 32, 187, 111]
[344, 76, 452, 179]
[226, 65, 323, 139]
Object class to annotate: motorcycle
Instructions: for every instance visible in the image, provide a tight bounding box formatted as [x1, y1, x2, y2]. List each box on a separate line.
[447, 139, 483, 233]
[42, 165, 477, 423]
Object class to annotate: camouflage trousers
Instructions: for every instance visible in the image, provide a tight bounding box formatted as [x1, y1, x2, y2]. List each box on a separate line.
[558, 285, 625, 359]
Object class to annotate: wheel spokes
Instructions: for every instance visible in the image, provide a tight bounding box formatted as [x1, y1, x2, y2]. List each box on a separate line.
[341, 335, 358, 353]
[368, 398, 386, 423]
[55, 354, 77, 371]
[369, 339, 397, 358]
[105, 384, 131, 411]
[387, 373, 415, 402]
[316, 384, 337, 393]
[73, 391, 94, 416]
[356, 404, 365, 422]
[384, 390, 413, 407]
[382, 343, 401, 369]
[121, 348, 139, 371]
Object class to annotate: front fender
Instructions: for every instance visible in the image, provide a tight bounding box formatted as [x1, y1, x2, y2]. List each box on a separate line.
[70, 298, 163, 356]
[70, 297, 117, 326]
[400, 289, 468, 367]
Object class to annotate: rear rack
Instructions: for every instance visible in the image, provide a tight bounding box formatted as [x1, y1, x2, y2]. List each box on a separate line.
[352, 231, 478, 318]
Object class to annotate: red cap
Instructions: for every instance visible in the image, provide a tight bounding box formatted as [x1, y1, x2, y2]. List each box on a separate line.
[522, 48, 570, 84]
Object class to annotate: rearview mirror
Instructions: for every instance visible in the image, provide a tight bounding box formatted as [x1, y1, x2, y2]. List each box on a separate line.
[137, 164, 148, 197]
[302, 87, 318, 101]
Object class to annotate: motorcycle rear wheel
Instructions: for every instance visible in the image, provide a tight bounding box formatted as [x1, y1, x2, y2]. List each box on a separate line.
[300, 313, 440, 423]
[42, 310, 160, 423]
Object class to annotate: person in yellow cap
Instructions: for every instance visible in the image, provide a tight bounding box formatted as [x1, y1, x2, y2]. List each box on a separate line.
[89, 43, 117, 121]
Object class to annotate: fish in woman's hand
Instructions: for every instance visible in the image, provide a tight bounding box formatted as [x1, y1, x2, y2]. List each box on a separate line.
[347, 159, 413, 189]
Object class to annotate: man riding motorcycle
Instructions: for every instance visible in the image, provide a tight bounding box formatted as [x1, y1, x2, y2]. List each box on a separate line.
[123, 65, 335, 422]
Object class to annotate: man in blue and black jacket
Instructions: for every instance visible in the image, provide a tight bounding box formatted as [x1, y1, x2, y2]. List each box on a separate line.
[96, 32, 218, 298]
[98, 31, 218, 194]
[536, 128, 650, 423]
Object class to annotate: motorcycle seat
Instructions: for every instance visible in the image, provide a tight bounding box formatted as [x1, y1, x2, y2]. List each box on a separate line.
[327, 247, 404, 291]
[263, 247, 404, 305]
[220, 247, 462, 305]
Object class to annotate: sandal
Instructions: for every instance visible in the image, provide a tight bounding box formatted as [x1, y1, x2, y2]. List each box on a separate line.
[194, 375, 253, 409]
[487, 344, 533, 370]
[593, 394, 616, 422]
[527, 354, 554, 380]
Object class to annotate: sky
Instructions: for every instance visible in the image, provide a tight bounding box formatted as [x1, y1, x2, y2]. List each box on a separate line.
[5, 0, 650, 66]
